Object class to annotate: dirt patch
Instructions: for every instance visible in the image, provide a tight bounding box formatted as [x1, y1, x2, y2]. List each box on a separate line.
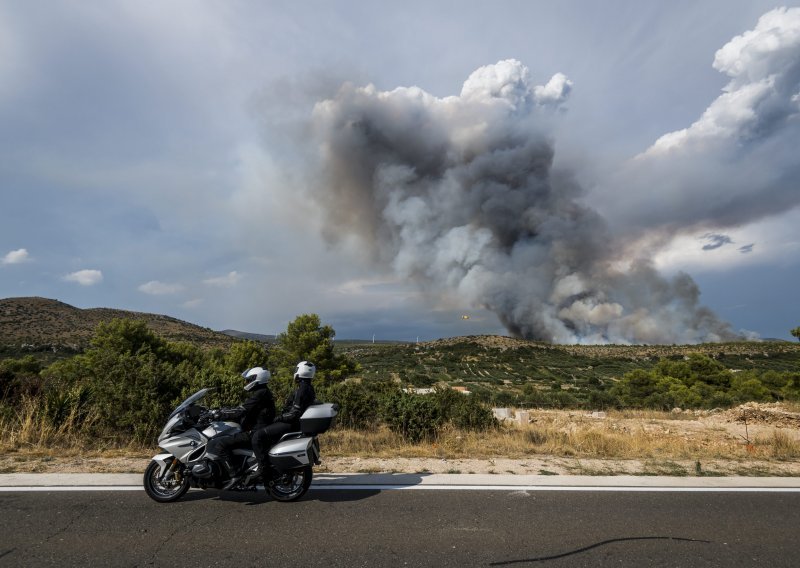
[721, 402, 800, 428]
[0, 454, 798, 478]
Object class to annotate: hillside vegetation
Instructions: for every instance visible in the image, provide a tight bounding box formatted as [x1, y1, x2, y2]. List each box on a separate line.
[1, 300, 799, 455]
[342, 335, 800, 408]
[0, 314, 489, 448]
[0, 297, 234, 355]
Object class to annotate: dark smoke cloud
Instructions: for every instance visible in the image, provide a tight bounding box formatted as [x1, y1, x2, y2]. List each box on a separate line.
[307, 60, 737, 344]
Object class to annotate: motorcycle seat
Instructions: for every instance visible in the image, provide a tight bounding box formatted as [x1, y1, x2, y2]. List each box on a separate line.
[277, 432, 304, 444]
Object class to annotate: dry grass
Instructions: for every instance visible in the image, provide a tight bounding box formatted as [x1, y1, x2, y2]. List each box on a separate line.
[607, 409, 700, 421]
[4, 400, 799, 468]
[759, 429, 800, 459]
[780, 401, 800, 414]
[0, 396, 107, 453]
[322, 415, 800, 463]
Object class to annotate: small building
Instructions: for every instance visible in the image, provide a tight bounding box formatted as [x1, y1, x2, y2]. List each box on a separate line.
[405, 387, 435, 395]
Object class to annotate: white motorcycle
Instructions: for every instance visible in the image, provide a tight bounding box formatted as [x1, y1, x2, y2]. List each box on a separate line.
[143, 388, 337, 503]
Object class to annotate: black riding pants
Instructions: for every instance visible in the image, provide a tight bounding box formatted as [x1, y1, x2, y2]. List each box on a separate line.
[205, 431, 251, 462]
[251, 422, 295, 465]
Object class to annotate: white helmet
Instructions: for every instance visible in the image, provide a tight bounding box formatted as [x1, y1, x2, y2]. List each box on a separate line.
[294, 361, 316, 380]
[241, 367, 271, 391]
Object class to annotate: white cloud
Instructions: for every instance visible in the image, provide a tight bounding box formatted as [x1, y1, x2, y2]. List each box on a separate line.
[138, 280, 185, 295]
[653, 209, 800, 273]
[533, 72, 573, 107]
[646, 7, 800, 157]
[596, 7, 800, 239]
[182, 298, 204, 308]
[203, 271, 242, 287]
[1, 248, 30, 265]
[64, 269, 103, 286]
[458, 59, 572, 112]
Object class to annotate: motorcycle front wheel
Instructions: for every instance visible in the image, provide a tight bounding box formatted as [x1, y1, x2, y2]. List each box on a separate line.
[143, 459, 190, 503]
[268, 466, 313, 502]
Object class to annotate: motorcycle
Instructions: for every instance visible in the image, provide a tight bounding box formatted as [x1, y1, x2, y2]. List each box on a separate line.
[143, 388, 338, 503]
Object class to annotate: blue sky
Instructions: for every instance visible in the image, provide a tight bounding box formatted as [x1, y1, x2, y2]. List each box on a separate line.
[1, 1, 798, 342]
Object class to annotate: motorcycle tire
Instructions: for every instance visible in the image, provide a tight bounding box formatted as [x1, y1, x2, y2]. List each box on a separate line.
[268, 466, 313, 502]
[143, 460, 191, 503]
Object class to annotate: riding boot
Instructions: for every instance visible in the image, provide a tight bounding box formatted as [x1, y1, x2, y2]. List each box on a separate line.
[256, 459, 273, 486]
[220, 459, 240, 490]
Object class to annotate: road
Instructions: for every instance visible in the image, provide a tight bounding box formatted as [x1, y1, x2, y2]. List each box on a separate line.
[1, 487, 798, 567]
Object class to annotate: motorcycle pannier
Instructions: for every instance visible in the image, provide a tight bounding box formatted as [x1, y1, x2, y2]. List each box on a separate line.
[300, 403, 338, 435]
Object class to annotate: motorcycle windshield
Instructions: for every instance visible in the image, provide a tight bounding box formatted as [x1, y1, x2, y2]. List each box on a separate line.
[168, 388, 212, 419]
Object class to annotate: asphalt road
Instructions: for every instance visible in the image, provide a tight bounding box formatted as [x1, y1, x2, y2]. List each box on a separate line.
[1, 488, 798, 567]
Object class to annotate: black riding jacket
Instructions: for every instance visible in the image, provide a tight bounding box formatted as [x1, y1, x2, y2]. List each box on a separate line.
[275, 379, 316, 427]
[216, 383, 275, 432]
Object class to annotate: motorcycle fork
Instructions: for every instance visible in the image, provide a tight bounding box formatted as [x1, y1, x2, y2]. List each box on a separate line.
[162, 457, 181, 482]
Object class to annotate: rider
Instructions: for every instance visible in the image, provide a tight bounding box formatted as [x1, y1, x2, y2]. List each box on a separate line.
[204, 367, 275, 489]
[251, 361, 317, 478]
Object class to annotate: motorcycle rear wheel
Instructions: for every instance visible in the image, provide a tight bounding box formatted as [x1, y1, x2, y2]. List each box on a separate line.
[268, 466, 313, 502]
[143, 460, 190, 503]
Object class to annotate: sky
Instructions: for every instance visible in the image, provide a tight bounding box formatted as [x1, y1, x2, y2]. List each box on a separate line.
[1, 1, 798, 342]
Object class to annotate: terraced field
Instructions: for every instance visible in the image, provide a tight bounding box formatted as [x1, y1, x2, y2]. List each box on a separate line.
[341, 336, 800, 406]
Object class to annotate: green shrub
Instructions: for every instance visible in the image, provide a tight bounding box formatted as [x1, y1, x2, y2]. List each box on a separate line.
[610, 354, 792, 410]
[322, 381, 382, 429]
[0, 355, 44, 401]
[587, 389, 620, 409]
[545, 391, 579, 409]
[382, 391, 443, 442]
[432, 387, 496, 431]
[45, 384, 92, 428]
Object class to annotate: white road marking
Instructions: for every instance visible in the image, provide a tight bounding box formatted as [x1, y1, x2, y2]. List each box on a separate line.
[0, 486, 144, 492]
[2, 484, 800, 493]
[310, 485, 800, 492]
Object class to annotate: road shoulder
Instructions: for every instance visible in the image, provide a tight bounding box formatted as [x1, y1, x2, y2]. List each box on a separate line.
[1, 472, 799, 489]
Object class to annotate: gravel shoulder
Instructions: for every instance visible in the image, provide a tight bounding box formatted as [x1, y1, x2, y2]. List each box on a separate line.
[2, 454, 798, 478]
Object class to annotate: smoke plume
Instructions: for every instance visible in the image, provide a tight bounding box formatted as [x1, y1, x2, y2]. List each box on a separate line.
[307, 60, 738, 344]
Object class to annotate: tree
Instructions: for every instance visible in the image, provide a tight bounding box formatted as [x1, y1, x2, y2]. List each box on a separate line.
[90, 319, 167, 357]
[791, 327, 800, 342]
[223, 340, 271, 374]
[272, 314, 357, 384]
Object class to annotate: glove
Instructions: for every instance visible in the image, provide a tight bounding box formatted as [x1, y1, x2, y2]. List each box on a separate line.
[198, 409, 217, 423]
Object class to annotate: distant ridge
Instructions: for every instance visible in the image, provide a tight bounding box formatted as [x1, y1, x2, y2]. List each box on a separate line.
[219, 329, 276, 343]
[0, 297, 235, 351]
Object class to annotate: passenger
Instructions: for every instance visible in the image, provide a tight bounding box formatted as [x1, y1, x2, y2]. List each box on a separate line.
[252, 361, 317, 479]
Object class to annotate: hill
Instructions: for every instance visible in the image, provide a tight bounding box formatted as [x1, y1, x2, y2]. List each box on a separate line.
[341, 334, 800, 405]
[0, 297, 236, 353]
[220, 329, 276, 343]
